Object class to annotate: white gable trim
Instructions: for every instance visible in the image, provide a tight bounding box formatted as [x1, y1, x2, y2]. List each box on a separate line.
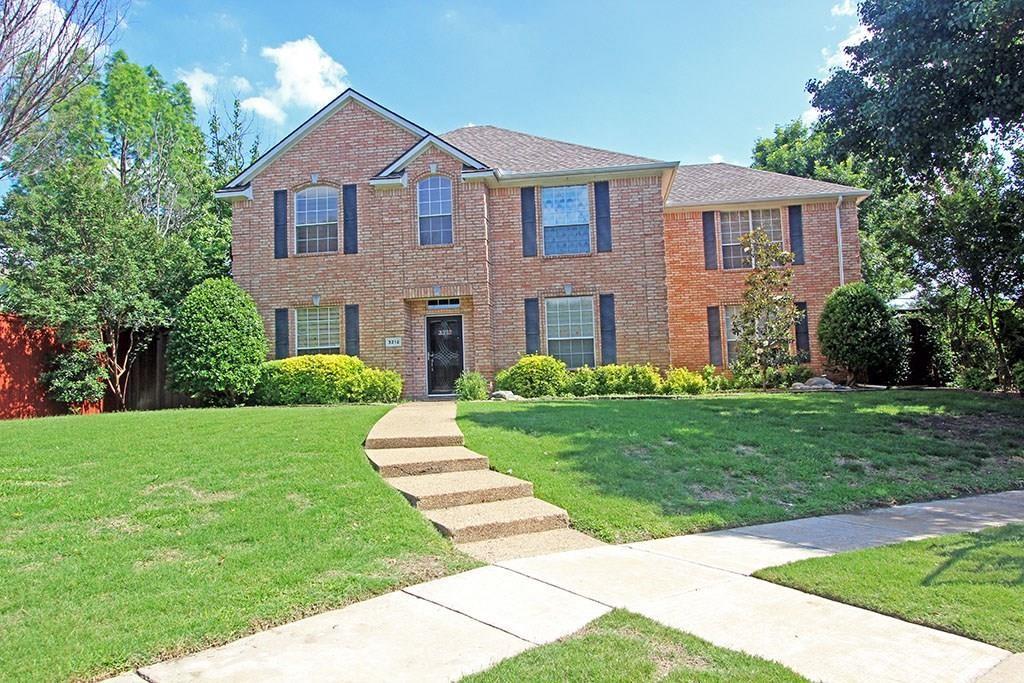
[221, 89, 430, 189]
[375, 135, 488, 178]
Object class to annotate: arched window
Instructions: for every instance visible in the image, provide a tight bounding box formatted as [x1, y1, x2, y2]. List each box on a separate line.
[417, 176, 453, 245]
[295, 186, 338, 254]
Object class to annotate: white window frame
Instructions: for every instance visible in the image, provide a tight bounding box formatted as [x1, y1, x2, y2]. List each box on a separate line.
[294, 186, 339, 254]
[544, 296, 596, 369]
[541, 184, 591, 256]
[417, 176, 454, 246]
[719, 208, 784, 270]
[295, 306, 341, 355]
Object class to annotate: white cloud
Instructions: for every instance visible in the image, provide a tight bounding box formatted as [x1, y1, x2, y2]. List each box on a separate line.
[801, 107, 820, 126]
[231, 75, 252, 93]
[240, 96, 285, 124]
[831, 0, 857, 17]
[708, 154, 726, 163]
[820, 22, 870, 71]
[178, 67, 218, 108]
[260, 36, 348, 110]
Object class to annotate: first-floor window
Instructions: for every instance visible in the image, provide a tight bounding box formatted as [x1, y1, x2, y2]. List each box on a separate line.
[723, 304, 741, 364]
[545, 296, 595, 368]
[720, 208, 784, 269]
[296, 306, 340, 354]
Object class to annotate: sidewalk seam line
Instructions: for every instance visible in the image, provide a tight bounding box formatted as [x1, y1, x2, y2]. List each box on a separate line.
[400, 589, 539, 646]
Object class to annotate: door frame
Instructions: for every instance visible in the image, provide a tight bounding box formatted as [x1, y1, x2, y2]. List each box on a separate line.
[424, 313, 465, 396]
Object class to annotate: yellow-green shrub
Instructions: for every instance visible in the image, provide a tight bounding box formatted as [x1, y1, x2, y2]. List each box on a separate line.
[253, 354, 402, 404]
[664, 367, 707, 395]
[494, 355, 569, 398]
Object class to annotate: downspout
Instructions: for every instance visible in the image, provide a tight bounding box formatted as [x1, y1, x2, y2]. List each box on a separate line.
[835, 195, 845, 286]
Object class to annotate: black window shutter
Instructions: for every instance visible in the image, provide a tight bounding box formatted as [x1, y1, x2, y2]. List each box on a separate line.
[702, 211, 717, 270]
[595, 181, 612, 253]
[343, 184, 358, 254]
[344, 304, 359, 356]
[273, 190, 288, 259]
[795, 301, 810, 360]
[521, 187, 537, 257]
[524, 298, 540, 354]
[599, 294, 616, 364]
[788, 205, 805, 265]
[274, 308, 289, 358]
[707, 306, 723, 366]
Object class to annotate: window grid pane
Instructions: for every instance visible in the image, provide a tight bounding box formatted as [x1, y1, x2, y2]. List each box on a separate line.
[295, 186, 339, 254]
[720, 209, 784, 269]
[418, 176, 453, 246]
[545, 296, 595, 369]
[296, 306, 340, 354]
[542, 185, 590, 255]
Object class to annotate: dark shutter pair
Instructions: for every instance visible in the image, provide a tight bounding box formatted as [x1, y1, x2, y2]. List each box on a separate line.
[705, 302, 810, 365]
[524, 295, 616, 363]
[273, 305, 360, 358]
[521, 182, 612, 256]
[273, 185, 358, 258]
[700, 206, 806, 269]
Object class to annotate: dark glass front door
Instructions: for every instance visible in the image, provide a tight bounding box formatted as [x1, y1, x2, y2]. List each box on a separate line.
[426, 316, 464, 394]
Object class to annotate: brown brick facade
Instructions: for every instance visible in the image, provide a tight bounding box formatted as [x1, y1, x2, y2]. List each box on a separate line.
[229, 99, 861, 395]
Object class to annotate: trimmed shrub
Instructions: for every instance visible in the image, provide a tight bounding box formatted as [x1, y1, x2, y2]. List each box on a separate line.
[622, 364, 663, 394]
[167, 278, 267, 405]
[253, 354, 402, 404]
[664, 367, 707, 395]
[819, 282, 909, 384]
[43, 339, 107, 405]
[494, 354, 569, 398]
[566, 366, 599, 396]
[454, 371, 489, 400]
[593, 364, 630, 394]
[701, 364, 733, 392]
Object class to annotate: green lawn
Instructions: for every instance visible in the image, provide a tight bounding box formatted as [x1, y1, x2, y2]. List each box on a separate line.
[0, 406, 476, 682]
[458, 391, 1024, 542]
[756, 524, 1024, 651]
[462, 610, 806, 682]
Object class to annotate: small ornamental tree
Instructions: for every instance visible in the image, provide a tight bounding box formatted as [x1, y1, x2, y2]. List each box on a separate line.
[733, 229, 805, 389]
[42, 338, 107, 407]
[819, 282, 910, 384]
[167, 278, 267, 405]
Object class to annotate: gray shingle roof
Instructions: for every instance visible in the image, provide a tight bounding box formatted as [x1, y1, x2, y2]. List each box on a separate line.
[668, 163, 869, 207]
[441, 125, 663, 175]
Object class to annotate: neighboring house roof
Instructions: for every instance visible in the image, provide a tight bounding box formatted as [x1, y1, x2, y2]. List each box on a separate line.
[667, 163, 870, 208]
[441, 125, 668, 176]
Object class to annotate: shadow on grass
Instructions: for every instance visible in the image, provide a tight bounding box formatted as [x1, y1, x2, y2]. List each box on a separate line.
[459, 391, 1024, 537]
[922, 525, 1024, 587]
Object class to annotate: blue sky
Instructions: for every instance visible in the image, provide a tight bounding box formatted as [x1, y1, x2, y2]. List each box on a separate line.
[119, 0, 864, 166]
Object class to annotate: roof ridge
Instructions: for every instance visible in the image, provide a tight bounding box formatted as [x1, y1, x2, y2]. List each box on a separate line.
[443, 123, 660, 163]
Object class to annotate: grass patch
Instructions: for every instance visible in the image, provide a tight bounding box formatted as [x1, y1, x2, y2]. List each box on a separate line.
[0, 406, 476, 682]
[462, 609, 806, 682]
[458, 391, 1024, 542]
[756, 524, 1024, 651]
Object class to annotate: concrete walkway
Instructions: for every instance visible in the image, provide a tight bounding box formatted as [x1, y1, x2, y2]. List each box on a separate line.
[122, 489, 1024, 683]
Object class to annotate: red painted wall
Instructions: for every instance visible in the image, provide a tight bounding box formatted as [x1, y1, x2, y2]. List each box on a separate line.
[0, 314, 62, 419]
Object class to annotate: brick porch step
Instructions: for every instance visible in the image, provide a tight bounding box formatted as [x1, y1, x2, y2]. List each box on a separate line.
[366, 446, 489, 477]
[386, 470, 533, 510]
[425, 497, 569, 543]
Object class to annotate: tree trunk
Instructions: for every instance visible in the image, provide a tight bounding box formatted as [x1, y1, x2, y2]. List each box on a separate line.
[983, 298, 1011, 388]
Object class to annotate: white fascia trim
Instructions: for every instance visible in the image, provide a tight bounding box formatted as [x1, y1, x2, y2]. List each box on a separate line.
[214, 185, 253, 201]
[368, 173, 407, 188]
[665, 189, 871, 211]
[222, 89, 429, 189]
[483, 161, 680, 188]
[461, 169, 496, 182]
[376, 135, 487, 178]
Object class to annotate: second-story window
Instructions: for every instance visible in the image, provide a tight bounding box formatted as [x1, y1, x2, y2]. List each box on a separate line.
[418, 176, 453, 245]
[542, 185, 590, 255]
[720, 208, 784, 269]
[295, 186, 338, 254]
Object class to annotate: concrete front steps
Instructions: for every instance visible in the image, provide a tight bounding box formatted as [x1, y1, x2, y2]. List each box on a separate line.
[364, 402, 603, 562]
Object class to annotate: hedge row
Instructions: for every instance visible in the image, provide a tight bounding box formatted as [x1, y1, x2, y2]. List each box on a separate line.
[492, 354, 814, 399]
[253, 354, 403, 405]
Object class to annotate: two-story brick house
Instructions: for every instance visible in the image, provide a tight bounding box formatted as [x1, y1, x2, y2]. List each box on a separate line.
[217, 89, 869, 397]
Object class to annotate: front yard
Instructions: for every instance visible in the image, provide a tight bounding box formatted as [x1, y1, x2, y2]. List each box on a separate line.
[0, 406, 475, 682]
[458, 390, 1024, 542]
[756, 524, 1024, 651]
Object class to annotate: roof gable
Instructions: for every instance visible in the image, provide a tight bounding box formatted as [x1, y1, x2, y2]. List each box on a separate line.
[219, 89, 429, 191]
[374, 134, 488, 179]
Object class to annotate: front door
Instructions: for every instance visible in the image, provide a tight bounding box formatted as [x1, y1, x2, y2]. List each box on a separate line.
[426, 316, 464, 395]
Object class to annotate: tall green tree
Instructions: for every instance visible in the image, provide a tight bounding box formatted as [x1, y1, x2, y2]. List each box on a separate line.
[809, 0, 1024, 178]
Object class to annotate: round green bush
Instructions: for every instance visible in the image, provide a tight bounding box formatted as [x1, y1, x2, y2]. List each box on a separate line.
[454, 371, 489, 400]
[818, 283, 909, 384]
[593, 364, 630, 394]
[253, 354, 402, 404]
[494, 354, 569, 398]
[167, 278, 267, 405]
[566, 366, 599, 396]
[664, 367, 707, 395]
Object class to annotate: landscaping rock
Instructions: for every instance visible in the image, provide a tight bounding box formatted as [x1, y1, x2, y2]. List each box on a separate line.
[491, 390, 520, 401]
[805, 376, 835, 388]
